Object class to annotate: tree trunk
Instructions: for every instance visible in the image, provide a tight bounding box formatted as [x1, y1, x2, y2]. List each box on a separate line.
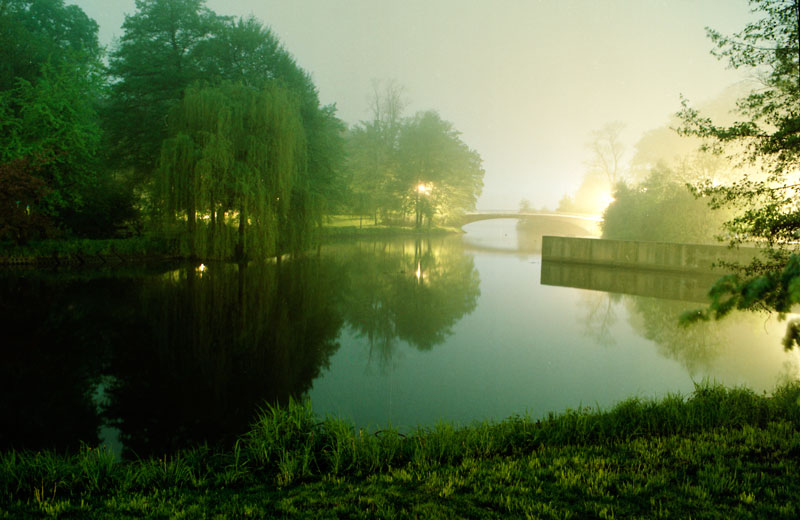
[236, 203, 246, 261]
[187, 196, 196, 259]
[415, 191, 421, 229]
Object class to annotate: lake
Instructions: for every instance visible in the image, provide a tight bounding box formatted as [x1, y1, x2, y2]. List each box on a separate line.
[2, 218, 798, 457]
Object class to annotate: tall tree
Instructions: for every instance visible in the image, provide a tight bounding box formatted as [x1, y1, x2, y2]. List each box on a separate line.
[106, 0, 223, 176]
[0, 0, 99, 91]
[107, 5, 344, 231]
[156, 82, 306, 260]
[589, 121, 627, 188]
[0, 0, 104, 234]
[397, 111, 484, 228]
[198, 15, 345, 246]
[678, 0, 800, 339]
[344, 80, 407, 223]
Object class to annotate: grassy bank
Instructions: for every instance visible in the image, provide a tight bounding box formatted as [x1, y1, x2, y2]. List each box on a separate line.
[0, 236, 174, 266]
[320, 215, 462, 240]
[3, 383, 800, 518]
[0, 217, 461, 265]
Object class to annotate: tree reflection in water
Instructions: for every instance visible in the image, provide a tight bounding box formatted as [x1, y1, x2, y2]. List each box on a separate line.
[106, 259, 344, 457]
[0, 237, 482, 456]
[332, 237, 481, 368]
[0, 271, 139, 453]
[577, 287, 800, 388]
[576, 292, 620, 347]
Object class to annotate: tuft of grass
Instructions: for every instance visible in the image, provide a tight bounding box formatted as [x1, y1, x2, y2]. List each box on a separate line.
[2, 382, 800, 517]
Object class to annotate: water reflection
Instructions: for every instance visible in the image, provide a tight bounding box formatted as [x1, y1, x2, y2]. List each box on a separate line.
[626, 296, 800, 387]
[105, 260, 344, 456]
[577, 292, 620, 347]
[0, 269, 149, 453]
[543, 259, 800, 388]
[5, 226, 797, 456]
[0, 238, 482, 455]
[330, 237, 480, 365]
[0, 260, 345, 456]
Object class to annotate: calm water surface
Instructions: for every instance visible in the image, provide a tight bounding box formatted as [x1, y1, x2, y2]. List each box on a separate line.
[2, 219, 798, 456]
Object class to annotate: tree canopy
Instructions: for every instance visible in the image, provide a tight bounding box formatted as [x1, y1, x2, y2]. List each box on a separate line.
[677, 0, 800, 342]
[398, 111, 484, 228]
[602, 163, 733, 244]
[156, 83, 307, 260]
[343, 84, 484, 228]
[102, 0, 345, 254]
[0, 0, 104, 241]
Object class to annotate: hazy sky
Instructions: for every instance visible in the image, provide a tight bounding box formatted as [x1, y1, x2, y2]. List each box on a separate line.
[70, 0, 755, 210]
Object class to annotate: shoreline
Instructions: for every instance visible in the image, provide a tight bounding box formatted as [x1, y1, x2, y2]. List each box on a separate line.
[0, 220, 464, 267]
[3, 382, 800, 517]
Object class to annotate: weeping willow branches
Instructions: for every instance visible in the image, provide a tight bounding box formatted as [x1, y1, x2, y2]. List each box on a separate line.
[156, 82, 307, 260]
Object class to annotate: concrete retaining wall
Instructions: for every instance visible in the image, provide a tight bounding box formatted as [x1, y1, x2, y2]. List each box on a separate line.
[540, 260, 721, 302]
[541, 236, 761, 274]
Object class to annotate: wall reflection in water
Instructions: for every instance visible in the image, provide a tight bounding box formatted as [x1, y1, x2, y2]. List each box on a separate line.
[542, 259, 800, 389]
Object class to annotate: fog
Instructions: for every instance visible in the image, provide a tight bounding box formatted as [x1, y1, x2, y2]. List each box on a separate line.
[70, 0, 755, 210]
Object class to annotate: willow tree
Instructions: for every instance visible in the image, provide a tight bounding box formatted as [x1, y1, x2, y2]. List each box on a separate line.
[156, 82, 306, 260]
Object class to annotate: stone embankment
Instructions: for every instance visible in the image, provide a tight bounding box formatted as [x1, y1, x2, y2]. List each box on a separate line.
[541, 236, 760, 274]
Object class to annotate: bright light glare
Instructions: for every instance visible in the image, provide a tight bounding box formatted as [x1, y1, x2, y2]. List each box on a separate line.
[599, 192, 615, 209]
[417, 183, 428, 194]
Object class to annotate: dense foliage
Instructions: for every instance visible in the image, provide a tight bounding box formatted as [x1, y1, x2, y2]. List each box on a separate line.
[603, 164, 733, 244]
[0, 0, 107, 242]
[156, 83, 307, 259]
[343, 84, 484, 228]
[105, 0, 347, 258]
[1, 0, 480, 254]
[677, 0, 800, 334]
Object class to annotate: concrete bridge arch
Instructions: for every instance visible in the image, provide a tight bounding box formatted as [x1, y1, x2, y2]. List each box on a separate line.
[458, 212, 603, 236]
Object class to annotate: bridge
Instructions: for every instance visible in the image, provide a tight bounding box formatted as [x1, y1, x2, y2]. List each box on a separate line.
[458, 211, 603, 235]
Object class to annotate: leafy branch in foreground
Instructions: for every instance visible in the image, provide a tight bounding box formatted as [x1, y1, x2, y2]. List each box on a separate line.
[678, 0, 800, 341]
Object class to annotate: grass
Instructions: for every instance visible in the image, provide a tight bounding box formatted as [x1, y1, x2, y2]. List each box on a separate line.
[0, 216, 462, 263]
[0, 235, 174, 263]
[320, 215, 462, 239]
[2, 383, 800, 518]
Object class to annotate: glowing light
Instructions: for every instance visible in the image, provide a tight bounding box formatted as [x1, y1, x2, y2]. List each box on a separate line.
[599, 191, 615, 209]
[196, 263, 206, 273]
[417, 183, 429, 194]
[415, 261, 422, 281]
